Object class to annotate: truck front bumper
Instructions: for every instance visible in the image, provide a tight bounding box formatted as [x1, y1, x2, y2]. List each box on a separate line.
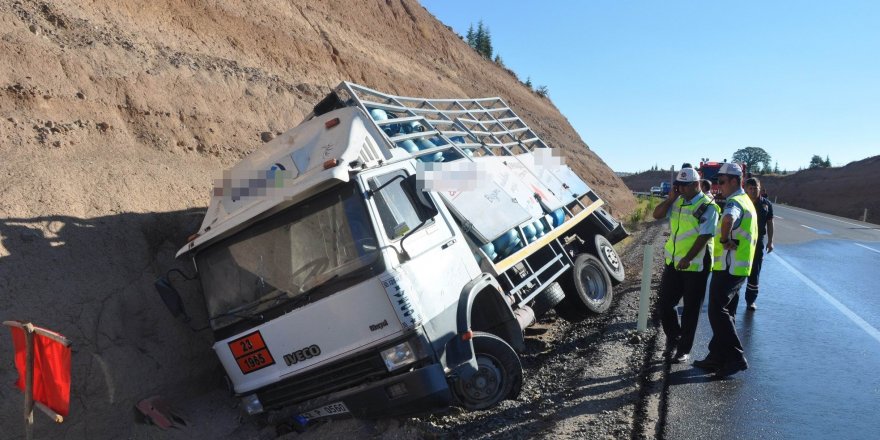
[278, 363, 452, 420]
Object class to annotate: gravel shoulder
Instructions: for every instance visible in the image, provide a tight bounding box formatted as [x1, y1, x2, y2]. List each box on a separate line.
[279, 219, 671, 440]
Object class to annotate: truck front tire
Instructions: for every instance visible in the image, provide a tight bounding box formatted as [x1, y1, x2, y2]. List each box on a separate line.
[452, 332, 523, 410]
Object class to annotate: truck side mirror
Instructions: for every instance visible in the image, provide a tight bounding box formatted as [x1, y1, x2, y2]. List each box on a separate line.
[154, 277, 191, 323]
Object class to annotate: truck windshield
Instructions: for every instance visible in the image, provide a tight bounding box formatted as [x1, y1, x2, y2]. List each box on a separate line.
[700, 166, 720, 181]
[196, 182, 381, 329]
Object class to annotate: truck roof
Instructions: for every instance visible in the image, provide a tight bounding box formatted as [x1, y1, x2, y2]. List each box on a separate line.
[175, 107, 392, 257]
[177, 82, 593, 258]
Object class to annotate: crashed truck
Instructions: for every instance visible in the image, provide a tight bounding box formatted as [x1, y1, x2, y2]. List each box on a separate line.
[156, 82, 628, 421]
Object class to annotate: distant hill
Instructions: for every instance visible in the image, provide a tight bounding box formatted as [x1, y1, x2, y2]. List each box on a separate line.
[621, 156, 880, 223]
[621, 170, 677, 193]
[759, 155, 879, 222]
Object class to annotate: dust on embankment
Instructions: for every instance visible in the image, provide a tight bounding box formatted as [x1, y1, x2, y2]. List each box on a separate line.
[0, 1, 634, 438]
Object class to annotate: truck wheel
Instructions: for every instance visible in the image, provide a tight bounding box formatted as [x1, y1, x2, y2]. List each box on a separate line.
[453, 332, 523, 410]
[530, 282, 566, 317]
[570, 254, 613, 314]
[589, 235, 625, 285]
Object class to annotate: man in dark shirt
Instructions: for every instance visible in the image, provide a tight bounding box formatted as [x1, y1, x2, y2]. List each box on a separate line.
[744, 177, 774, 310]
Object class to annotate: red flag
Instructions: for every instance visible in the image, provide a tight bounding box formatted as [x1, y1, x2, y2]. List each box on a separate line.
[9, 325, 72, 417]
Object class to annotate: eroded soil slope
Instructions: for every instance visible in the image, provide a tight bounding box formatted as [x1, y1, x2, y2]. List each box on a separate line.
[0, 1, 634, 438]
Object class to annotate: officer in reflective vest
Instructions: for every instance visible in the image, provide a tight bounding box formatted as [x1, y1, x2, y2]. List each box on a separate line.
[652, 167, 719, 364]
[693, 162, 758, 378]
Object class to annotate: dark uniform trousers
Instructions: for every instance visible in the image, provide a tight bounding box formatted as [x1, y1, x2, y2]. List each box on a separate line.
[658, 252, 712, 355]
[707, 270, 747, 363]
[744, 237, 765, 305]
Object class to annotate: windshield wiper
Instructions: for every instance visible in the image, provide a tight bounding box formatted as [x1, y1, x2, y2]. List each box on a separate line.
[209, 310, 265, 323]
[210, 288, 293, 322]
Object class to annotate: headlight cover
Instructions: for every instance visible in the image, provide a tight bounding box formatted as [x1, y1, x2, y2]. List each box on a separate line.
[380, 341, 416, 371]
[241, 394, 264, 415]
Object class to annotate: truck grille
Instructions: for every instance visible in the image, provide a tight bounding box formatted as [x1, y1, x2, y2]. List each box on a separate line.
[256, 348, 390, 409]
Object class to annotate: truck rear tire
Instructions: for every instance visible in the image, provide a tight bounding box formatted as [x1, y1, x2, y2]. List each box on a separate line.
[589, 234, 625, 285]
[530, 282, 566, 317]
[559, 253, 613, 314]
[453, 332, 523, 410]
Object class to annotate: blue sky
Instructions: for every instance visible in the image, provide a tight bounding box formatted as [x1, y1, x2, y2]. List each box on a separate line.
[420, 1, 879, 172]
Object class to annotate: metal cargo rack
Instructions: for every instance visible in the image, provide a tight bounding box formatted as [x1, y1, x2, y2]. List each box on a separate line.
[325, 82, 606, 307]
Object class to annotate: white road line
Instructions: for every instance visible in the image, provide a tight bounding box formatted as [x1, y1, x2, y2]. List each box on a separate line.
[777, 205, 875, 229]
[774, 215, 784, 220]
[855, 243, 880, 254]
[800, 224, 820, 232]
[772, 252, 880, 345]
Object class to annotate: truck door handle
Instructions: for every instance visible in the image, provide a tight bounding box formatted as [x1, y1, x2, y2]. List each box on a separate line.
[441, 239, 456, 249]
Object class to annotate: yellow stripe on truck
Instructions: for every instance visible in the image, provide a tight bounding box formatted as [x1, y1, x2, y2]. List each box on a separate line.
[491, 199, 605, 274]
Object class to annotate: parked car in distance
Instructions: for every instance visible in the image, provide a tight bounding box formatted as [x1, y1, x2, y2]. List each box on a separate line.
[650, 186, 661, 196]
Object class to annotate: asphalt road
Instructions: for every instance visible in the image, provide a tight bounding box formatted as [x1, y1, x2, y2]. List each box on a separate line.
[663, 204, 880, 440]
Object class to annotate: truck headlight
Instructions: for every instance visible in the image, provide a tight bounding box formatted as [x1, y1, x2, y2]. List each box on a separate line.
[380, 341, 416, 371]
[241, 394, 264, 415]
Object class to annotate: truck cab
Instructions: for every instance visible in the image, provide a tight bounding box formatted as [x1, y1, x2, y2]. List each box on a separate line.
[157, 82, 628, 421]
[659, 181, 672, 196]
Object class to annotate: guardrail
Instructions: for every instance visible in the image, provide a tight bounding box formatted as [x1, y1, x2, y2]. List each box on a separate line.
[632, 191, 662, 198]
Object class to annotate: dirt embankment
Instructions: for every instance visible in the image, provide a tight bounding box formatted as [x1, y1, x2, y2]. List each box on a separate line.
[621, 156, 880, 223]
[758, 156, 880, 222]
[0, 1, 635, 438]
[621, 170, 676, 193]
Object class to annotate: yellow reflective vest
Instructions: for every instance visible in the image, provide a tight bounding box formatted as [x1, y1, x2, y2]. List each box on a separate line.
[712, 192, 758, 276]
[663, 192, 719, 272]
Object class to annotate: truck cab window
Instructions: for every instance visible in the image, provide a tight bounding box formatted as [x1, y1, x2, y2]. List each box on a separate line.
[196, 182, 382, 330]
[371, 171, 435, 240]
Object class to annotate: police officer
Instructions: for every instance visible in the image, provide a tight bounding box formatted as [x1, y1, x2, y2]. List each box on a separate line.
[744, 177, 774, 310]
[700, 179, 713, 201]
[652, 167, 719, 363]
[693, 162, 758, 378]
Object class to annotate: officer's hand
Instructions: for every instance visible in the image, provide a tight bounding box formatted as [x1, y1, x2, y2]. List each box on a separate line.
[676, 258, 691, 270]
[723, 241, 737, 251]
[766, 242, 774, 253]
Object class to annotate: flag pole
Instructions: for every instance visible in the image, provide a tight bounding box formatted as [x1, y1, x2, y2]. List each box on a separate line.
[3, 320, 68, 435]
[24, 322, 35, 440]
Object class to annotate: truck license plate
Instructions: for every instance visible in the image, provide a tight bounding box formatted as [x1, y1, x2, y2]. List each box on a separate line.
[300, 402, 349, 419]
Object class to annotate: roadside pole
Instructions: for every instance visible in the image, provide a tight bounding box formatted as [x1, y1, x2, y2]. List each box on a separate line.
[863, 208, 868, 223]
[637, 245, 654, 332]
[24, 323, 34, 440]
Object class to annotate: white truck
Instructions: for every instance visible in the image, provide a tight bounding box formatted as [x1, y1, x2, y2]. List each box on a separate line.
[156, 82, 628, 421]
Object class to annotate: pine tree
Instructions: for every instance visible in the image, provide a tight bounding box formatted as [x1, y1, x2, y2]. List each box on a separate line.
[475, 21, 485, 54]
[525, 76, 533, 89]
[468, 20, 493, 59]
[535, 85, 549, 97]
[824, 155, 831, 167]
[480, 27, 493, 59]
[773, 161, 779, 174]
[494, 54, 504, 66]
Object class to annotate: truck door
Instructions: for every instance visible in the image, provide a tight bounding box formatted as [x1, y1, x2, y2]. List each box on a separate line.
[359, 164, 477, 326]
